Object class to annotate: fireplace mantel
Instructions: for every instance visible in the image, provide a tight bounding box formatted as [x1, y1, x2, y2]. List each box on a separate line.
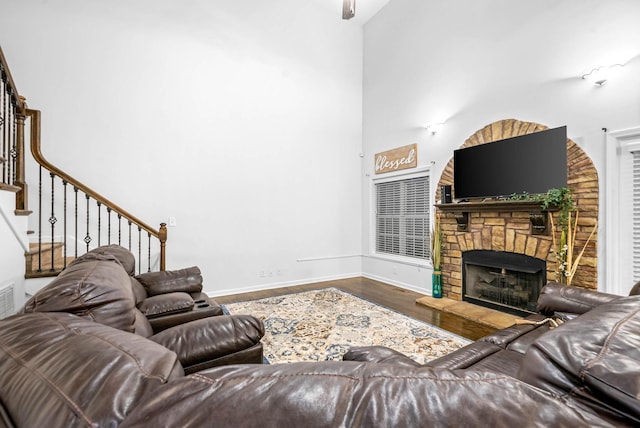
[436, 200, 558, 234]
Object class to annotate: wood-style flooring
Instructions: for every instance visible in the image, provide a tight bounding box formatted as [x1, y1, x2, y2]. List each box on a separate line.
[214, 276, 496, 341]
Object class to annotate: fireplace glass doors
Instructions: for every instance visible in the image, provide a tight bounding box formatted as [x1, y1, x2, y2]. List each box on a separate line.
[462, 250, 546, 316]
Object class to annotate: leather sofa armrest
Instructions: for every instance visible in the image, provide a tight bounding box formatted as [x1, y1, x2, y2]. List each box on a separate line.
[537, 281, 620, 316]
[137, 293, 194, 318]
[147, 296, 224, 333]
[343, 346, 421, 368]
[149, 315, 264, 368]
[135, 266, 203, 296]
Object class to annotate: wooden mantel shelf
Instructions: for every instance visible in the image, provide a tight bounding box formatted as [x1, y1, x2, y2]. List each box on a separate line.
[435, 200, 558, 234]
[435, 200, 555, 212]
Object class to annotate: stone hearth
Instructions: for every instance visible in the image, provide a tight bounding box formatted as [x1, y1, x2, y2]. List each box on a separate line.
[435, 119, 599, 302]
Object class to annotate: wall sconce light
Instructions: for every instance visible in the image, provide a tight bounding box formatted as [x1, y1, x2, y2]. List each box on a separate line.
[424, 121, 445, 135]
[581, 64, 623, 86]
[342, 0, 355, 20]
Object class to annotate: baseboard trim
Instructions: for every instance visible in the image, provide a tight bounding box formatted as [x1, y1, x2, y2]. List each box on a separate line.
[207, 272, 363, 297]
[208, 272, 429, 298]
[361, 273, 429, 295]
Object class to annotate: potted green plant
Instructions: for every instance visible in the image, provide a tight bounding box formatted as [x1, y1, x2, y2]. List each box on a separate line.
[431, 213, 443, 298]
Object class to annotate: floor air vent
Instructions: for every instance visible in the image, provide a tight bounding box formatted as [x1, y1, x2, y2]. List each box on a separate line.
[0, 284, 15, 319]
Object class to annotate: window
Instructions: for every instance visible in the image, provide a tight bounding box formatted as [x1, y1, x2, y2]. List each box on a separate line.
[633, 150, 640, 282]
[375, 174, 430, 260]
[606, 129, 640, 295]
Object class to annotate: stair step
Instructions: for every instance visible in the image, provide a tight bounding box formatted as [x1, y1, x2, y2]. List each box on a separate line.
[0, 183, 20, 193]
[25, 242, 75, 277]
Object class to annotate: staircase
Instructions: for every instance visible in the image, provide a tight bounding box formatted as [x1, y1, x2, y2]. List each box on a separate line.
[1, 45, 167, 282]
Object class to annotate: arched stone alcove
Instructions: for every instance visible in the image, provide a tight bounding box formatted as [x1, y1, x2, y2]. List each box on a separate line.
[436, 119, 598, 300]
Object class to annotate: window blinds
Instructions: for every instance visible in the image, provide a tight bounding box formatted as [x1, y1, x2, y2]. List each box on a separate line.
[633, 151, 640, 282]
[375, 175, 430, 260]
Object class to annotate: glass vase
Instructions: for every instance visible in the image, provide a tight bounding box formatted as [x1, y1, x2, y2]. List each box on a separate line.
[432, 269, 442, 298]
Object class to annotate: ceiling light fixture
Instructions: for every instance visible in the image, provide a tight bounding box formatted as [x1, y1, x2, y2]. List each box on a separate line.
[424, 121, 445, 135]
[342, 0, 356, 20]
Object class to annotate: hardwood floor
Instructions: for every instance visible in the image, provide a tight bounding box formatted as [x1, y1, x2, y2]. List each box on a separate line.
[214, 276, 496, 341]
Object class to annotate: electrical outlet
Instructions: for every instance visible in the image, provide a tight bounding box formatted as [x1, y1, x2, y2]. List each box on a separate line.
[259, 270, 265, 277]
[168, 217, 177, 227]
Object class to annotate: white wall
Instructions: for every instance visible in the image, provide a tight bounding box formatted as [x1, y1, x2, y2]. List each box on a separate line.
[362, 0, 640, 293]
[0, 0, 364, 295]
[0, 192, 27, 314]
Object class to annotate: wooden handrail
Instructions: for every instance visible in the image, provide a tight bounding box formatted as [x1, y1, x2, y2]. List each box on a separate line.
[0, 46, 26, 112]
[27, 108, 167, 268]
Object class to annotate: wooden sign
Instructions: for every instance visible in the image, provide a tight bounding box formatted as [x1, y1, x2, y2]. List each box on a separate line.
[375, 144, 417, 174]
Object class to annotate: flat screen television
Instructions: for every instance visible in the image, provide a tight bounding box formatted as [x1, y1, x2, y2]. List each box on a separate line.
[453, 126, 567, 200]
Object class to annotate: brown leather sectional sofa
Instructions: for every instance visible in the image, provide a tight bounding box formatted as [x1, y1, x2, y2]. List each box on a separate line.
[1, 246, 639, 426]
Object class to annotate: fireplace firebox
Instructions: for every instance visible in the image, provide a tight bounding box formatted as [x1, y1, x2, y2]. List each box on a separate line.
[462, 250, 546, 316]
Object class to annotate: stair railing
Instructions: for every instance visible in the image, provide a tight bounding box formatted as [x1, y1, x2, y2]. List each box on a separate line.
[25, 108, 167, 276]
[0, 46, 27, 210]
[2, 44, 166, 277]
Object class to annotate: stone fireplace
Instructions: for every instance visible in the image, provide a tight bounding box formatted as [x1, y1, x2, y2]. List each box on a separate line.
[435, 119, 599, 305]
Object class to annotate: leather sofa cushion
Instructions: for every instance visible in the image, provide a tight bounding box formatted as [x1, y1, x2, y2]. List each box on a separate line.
[519, 295, 640, 424]
[0, 312, 182, 427]
[137, 293, 194, 318]
[21, 257, 137, 332]
[136, 266, 203, 296]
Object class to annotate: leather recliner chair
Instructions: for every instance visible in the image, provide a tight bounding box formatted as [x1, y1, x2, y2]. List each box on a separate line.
[19, 247, 265, 374]
[76, 245, 225, 332]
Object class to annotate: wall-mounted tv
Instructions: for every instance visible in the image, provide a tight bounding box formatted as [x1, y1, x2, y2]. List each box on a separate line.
[453, 126, 567, 200]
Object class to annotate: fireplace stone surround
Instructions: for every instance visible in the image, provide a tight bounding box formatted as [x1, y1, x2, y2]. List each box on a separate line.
[435, 119, 599, 303]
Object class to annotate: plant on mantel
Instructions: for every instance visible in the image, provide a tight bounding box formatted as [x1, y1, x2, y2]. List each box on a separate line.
[511, 187, 596, 284]
[431, 212, 443, 297]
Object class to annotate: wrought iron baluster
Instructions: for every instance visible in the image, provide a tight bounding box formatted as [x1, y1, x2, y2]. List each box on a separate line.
[128, 220, 132, 251]
[118, 214, 122, 245]
[138, 227, 142, 275]
[9, 99, 16, 184]
[37, 165, 43, 272]
[85, 194, 92, 251]
[63, 180, 68, 269]
[107, 207, 112, 245]
[74, 187, 79, 258]
[147, 233, 152, 272]
[49, 172, 57, 271]
[97, 201, 102, 247]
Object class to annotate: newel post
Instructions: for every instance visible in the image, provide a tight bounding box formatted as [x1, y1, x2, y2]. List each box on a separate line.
[14, 96, 28, 213]
[159, 222, 167, 271]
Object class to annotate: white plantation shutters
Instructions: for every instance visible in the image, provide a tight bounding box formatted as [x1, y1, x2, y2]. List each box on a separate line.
[375, 175, 430, 260]
[633, 150, 640, 282]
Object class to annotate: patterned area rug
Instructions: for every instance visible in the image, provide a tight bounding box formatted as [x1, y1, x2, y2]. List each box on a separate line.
[224, 288, 471, 364]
